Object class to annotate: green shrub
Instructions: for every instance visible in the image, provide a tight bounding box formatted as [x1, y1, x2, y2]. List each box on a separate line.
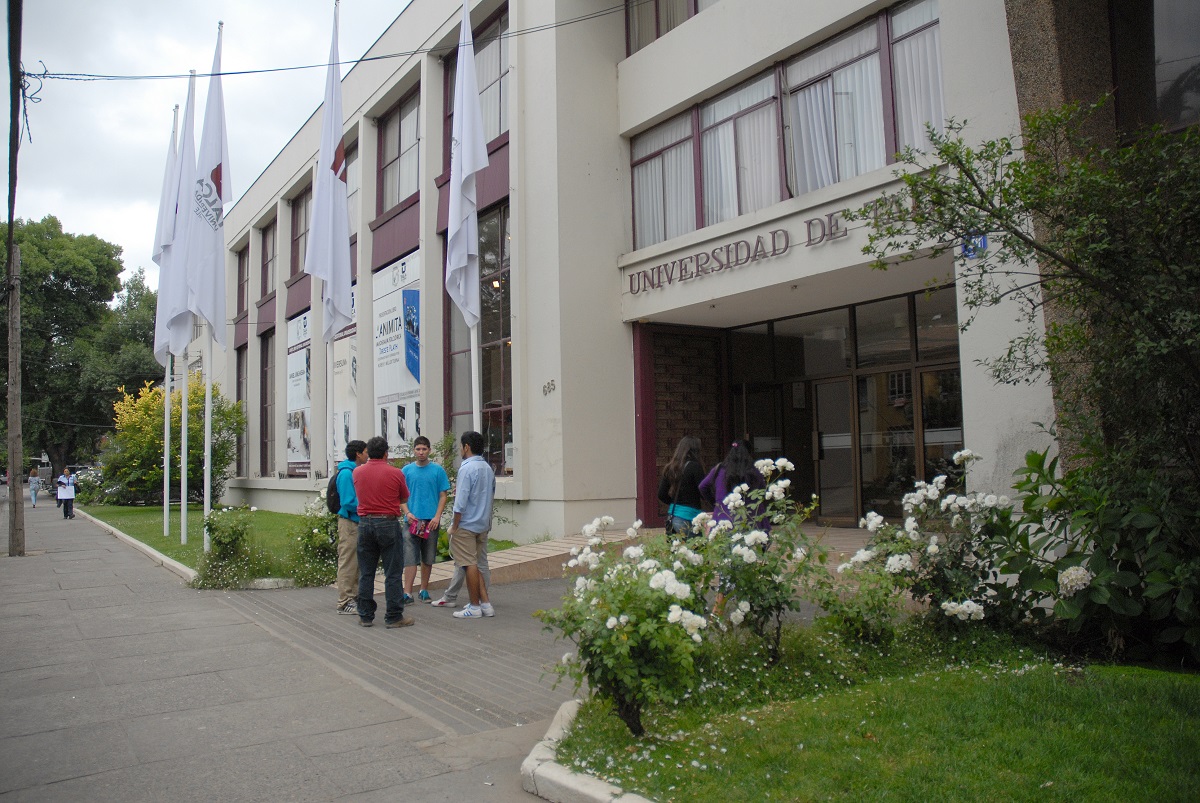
[289, 496, 338, 587]
[194, 505, 261, 588]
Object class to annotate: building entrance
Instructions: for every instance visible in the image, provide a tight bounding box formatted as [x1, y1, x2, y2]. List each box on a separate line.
[728, 286, 963, 524]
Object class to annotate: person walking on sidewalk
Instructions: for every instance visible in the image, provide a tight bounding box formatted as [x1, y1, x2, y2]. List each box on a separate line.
[352, 436, 415, 629]
[334, 440, 369, 616]
[28, 467, 41, 508]
[448, 431, 495, 620]
[429, 551, 491, 609]
[57, 468, 76, 519]
[401, 435, 450, 604]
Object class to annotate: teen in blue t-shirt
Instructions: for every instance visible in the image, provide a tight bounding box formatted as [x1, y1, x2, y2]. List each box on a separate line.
[401, 436, 451, 602]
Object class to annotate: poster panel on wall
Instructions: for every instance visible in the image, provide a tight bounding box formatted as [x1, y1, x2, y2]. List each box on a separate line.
[331, 286, 358, 462]
[374, 252, 421, 458]
[286, 311, 312, 475]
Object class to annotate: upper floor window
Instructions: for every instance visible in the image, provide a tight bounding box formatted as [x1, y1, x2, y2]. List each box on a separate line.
[236, 246, 249, 314]
[260, 221, 277, 296]
[291, 186, 312, 276]
[630, 0, 944, 250]
[446, 9, 510, 160]
[379, 93, 419, 212]
[1112, 0, 1200, 132]
[627, 0, 720, 55]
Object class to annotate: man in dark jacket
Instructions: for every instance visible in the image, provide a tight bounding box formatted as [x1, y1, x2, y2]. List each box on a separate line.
[334, 440, 368, 615]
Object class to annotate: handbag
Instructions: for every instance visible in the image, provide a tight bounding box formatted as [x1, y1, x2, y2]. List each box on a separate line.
[409, 518, 430, 539]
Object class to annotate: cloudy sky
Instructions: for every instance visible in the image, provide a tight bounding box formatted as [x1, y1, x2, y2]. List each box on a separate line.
[5, 0, 413, 291]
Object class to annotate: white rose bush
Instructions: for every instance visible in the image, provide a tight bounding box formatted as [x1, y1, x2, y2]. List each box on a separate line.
[537, 517, 714, 736]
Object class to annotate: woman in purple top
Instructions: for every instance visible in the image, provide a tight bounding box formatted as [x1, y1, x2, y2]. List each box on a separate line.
[699, 441, 768, 528]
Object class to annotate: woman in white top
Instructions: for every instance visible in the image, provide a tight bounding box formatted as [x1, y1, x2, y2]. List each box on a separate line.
[57, 468, 76, 520]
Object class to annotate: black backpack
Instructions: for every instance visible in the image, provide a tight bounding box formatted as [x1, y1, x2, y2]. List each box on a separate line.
[326, 466, 349, 514]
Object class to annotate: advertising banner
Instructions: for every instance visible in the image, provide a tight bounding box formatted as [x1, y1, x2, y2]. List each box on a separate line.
[373, 252, 421, 457]
[331, 286, 358, 461]
[286, 311, 312, 475]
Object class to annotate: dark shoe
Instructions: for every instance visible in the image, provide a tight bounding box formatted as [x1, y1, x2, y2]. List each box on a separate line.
[69, 515, 75, 519]
[401, 593, 414, 604]
[359, 618, 374, 627]
[386, 615, 416, 628]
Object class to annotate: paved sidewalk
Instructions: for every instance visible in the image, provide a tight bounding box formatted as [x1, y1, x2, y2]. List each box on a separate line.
[0, 491, 578, 802]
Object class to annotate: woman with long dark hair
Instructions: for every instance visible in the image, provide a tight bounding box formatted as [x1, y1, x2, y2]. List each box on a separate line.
[657, 436, 705, 535]
[700, 441, 768, 527]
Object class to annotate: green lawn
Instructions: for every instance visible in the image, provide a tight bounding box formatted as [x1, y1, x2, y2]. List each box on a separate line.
[558, 627, 1200, 801]
[83, 504, 306, 573]
[83, 503, 518, 574]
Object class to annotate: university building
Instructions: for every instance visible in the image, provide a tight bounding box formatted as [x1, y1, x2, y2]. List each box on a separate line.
[215, 0, 1196, 538]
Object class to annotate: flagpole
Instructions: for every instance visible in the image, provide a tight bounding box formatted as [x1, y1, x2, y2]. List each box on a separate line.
[181, 340, 189, 545]
[328, 341, 335, 476]
[470, 325, 481, 432]
[163, 356, 172, 537]
[203, 325, 214, 551]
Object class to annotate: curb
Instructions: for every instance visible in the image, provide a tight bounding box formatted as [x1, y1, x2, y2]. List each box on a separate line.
[521, 700, 655, 803]
[77, 510, 199, 583]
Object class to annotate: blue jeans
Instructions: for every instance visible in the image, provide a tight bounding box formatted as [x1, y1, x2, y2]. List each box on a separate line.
[356, 516, 405, 624]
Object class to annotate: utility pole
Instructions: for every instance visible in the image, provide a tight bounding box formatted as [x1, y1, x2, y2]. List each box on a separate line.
[6, 0, 24, 557]
[7, 245, 23, 556]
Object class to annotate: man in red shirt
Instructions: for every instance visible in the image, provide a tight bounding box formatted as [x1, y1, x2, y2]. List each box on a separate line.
[352, 436, 415, 628]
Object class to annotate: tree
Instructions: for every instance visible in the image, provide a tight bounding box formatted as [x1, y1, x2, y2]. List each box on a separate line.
[101, 376, 245, 504]
[0, 216, 127, 475]
[847, 103, 1200, 499]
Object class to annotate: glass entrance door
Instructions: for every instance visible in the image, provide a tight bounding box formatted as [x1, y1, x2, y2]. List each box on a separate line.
[814, 379, 854, 519]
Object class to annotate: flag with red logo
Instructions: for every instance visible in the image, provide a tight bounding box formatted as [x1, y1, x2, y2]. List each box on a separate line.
[185, 25, 230, 350]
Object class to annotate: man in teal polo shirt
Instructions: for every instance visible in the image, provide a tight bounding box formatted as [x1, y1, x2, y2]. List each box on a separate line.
[448, 431, 495, 620]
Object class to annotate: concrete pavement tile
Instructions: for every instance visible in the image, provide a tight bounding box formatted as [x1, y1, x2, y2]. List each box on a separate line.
[0, 660, 105, 700]
[92, 640, 299, 686]
[72, 606, 247, 639]
[0, 671, 242, 739]
[305, 738, 428, 772]
[77, 630, 184, 660]
[0, 631, 89, 673]
[63, 585, 139, 610]
[48, 550, 115, 563]
[0, 599, 69, 621]
[216, 657, 347, 700]
[292, 718, 436, 758]
[173, 622, 279, 651]
[2, 740, 342, 803]
[319, 752, 451, 796]
[54, 571, 128, 591]
[120, 686, 409, 763]
[0, 720, 139, 794]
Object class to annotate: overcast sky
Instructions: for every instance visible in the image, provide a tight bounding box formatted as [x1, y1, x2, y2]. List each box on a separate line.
[5, 0, 413, 292]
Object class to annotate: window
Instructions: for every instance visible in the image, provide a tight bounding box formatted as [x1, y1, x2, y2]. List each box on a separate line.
[889, 0, 944, 152]
[236, 247, 249, 314]
[260, 332, 275, 476]
[475, 13, 510, 143]
[446, 10, 510, 155]
[629, 1, 945, 250]
[345, 144, 360, 237]
[627, 0, 720, 54]
[379, 94, 419, 212]
[701, 73, 784, 226]
[235, 346, 247, 477]
[631, 112, 696, 249]
[786, 23, 885, 195]
[1112, 0, 1200, 132]
[447, 203, 512, 476]
[291, 187, 312, 276]
[260, 221, 277, 296]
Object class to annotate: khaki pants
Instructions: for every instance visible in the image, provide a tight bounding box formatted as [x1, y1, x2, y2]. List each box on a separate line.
[337, 516, 359, 607]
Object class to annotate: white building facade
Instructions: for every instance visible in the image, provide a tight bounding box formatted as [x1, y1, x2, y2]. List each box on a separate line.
[218, 0, 1059, 539]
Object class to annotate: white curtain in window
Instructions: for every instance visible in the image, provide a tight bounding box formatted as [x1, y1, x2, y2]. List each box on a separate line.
[662, 140, 696, 241]
[660, 0, 688, 35]
[736, 104, 781, 215]
[833, 54, 885, 180]
[633, 160, 665, 249]
[628, 0, 656, 53]
[702, 122, 738, 225]
[793, 79, 837, 195]
[892, 25, 944, 152]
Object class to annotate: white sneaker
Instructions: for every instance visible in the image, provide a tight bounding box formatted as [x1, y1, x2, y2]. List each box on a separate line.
[453, 605, 484, 619]
[480, 603, 495, 617]
[430, 597, 456, 608]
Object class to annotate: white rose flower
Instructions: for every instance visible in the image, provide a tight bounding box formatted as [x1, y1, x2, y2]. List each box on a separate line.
[729, 609, 745, 625]
[582, 523, 598, 538]
[632, 519, 643, 530]
[850, 548, 876, 566]
[836, 562, 853, 574]
[738, 601, 751, 613]
[600, 516, 615, 527]
[952, 449, 976, 465]
[774, 458, 795, 472]
[606, 617, 619, 629]
[927, 543, 940, 555]
[1057, 566, 1093, 597]
[755, 458, 775, 475]
[885, 553, 913, 574]
[624, 546, 645, 560]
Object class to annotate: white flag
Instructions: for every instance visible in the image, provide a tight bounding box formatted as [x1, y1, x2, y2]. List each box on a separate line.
[185, 25, 230, 350]
[153, 75, 197, 367]
[304, 4, 353, 344]
[444, 1, 490, 329]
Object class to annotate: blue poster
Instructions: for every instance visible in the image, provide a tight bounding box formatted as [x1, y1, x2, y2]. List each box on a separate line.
[403, 288, 420, 383]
